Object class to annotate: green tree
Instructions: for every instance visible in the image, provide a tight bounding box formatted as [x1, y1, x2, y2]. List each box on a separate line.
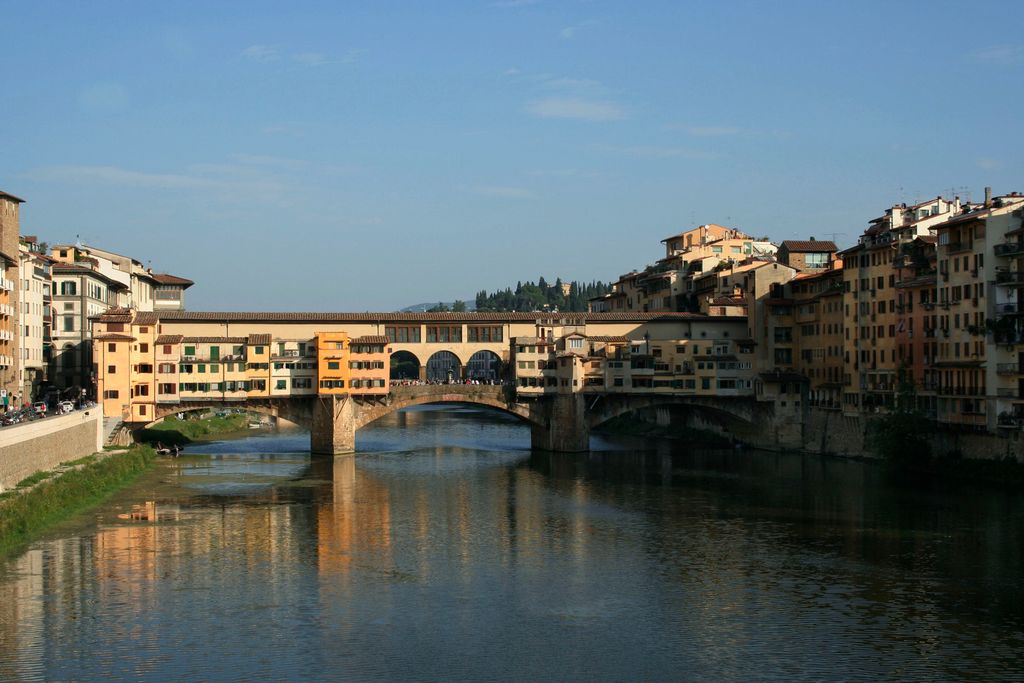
[867, 364, 932, 465]
[451, 300, 467, 312]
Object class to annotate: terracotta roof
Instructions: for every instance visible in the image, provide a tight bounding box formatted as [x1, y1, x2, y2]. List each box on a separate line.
[134, 312, 160, 325]
[0, 191, 25, 203]
[96, 308, 133, 323]
[156, 335, 184, 344]
[351, 335, 389, 345]
[182, 336, 246, 344]
[151, 273, 194, 287]
[248, 333, 272, 345]
[587, 335, 628, 342]
[152, 311, 733, 323]
[780, 240, 837, 253]
[94, 333, 135, 341]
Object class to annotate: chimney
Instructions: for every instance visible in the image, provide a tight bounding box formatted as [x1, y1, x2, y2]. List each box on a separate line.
[809, 236, 815, 241]
[985, 186, 992, 208]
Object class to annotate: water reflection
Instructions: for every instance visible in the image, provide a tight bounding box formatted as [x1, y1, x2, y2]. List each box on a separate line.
[0, 405, 1022, 680]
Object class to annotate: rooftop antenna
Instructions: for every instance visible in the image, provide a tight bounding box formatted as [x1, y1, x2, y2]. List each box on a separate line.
[74, 234, 83, 250]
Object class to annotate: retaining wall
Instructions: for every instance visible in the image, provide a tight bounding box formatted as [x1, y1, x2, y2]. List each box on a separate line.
[0, 410, 103, 491]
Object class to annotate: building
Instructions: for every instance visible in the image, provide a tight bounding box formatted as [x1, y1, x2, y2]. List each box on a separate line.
[49, 243, 192, 395]
[947, 190, 1024, 432]
[18, 237, 51, 401]
[839, 196, 964, 413]
[777, 239, 837, 272]
[0, 191, 22, 404]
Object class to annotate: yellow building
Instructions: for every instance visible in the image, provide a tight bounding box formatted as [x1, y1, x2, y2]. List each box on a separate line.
[348, 335, 390, 396]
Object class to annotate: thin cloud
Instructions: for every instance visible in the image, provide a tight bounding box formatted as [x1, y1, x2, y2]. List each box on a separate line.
[687, 125, 741, 137]
[241, 44, 281, 63]
[292, 52, 328, 67]
[527, 97, 623, 121]
[243, 45, 363, 67]
[970, 45, 1024, 65]
[560, 20, 596, 40]
[595, 145, 720, 160]
[471, 185, 534, 198]
[976, 158, 1002, 170]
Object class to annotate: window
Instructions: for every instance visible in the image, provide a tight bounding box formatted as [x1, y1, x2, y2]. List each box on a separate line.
[328, 361, 340, 370]
[140, 343, 148, 353]
[254, 346, 265, 354]
[276, 379, 287, 390]
[569, 338, 583, 349]
[184, 345, 196, 357]
[163, 345, 172, 354]
[63, 315, 74, 332]
[198, 364, 206, 373]
[467, 326, 503, 342]
[426, 326, 462, 343]
[108, 343, 116, 352]
[210, 345, 219, 359]
[107, 365, 116, 374]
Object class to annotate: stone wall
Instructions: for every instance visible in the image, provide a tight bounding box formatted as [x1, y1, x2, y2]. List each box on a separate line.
[801, 409, 868, 458]
[0, 410, 103, 491]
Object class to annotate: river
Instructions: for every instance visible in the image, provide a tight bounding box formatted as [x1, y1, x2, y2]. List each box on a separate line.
[1, 405, 1022, 681]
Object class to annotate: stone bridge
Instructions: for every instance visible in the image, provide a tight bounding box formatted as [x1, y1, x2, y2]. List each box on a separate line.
[142, 385, 772, 454]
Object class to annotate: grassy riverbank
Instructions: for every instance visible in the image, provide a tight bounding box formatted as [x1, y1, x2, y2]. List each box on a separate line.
[594, 415, 732, 448]
[138, 413, 253, 446]
[0, 445, 156, 558]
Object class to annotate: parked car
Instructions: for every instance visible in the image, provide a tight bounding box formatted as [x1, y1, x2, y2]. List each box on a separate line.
[57, 401, 75, 415]
[33, 402, 47, 417]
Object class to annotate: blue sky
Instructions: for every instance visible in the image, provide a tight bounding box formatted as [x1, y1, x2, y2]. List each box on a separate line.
[2, 1, 1023, 310]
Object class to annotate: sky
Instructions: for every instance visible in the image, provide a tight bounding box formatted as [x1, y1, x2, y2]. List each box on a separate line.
[2, 0, 1023, 311]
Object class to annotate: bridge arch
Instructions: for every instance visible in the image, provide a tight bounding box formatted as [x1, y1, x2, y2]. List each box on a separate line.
[389, 350, 422, 381]
[142, 398, 316, 430]
[585, 394, 766, 435]
[466, 350, 503, 382]
[353, 385, 537, 431]
[425, 350, 463, 382]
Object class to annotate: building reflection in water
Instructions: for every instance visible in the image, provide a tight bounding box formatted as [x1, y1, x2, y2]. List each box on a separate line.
[1, 409, 1023, 680]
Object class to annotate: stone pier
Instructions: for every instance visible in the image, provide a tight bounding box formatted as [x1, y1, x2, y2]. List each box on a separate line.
[530, 394, 590, 452]
[311, 394, 356, 455]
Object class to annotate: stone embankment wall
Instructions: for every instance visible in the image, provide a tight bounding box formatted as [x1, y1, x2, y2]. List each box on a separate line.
[0, 410, 103, 491]
[799, 408, 1024, 462]
[639, 405, 1024, 462]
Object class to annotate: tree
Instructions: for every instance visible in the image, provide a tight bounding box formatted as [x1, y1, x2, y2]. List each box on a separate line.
[452, 300, 467, 312]
[867, 363, 932, 465]
[427, 302, 448, 312]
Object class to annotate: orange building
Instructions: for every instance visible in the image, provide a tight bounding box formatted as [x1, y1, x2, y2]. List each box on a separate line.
[316, 332, 351, 395]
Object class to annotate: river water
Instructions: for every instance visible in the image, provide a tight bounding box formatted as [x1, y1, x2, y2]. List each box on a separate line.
[1, 405, 1023, 681]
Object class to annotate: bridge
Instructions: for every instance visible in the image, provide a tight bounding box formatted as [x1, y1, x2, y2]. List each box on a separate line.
[141, 384, 774, 454]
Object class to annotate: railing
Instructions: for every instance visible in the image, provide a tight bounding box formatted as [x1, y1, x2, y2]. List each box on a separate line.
[997, 363, 1024, 375]
[996, 271, 1024, 285]
[997, 388, 1021, 398]
[995, 242, 1024, 257]
[996, 302, 1020, 315]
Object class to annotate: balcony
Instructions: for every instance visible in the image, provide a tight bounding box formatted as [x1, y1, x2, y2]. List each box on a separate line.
[997, 388, 1022, 399]
[996, 363, 1024, 375]
[995, 242, 1024, 257]
[996, 302, 1022, 315]
[995, 270, 1024, 286]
